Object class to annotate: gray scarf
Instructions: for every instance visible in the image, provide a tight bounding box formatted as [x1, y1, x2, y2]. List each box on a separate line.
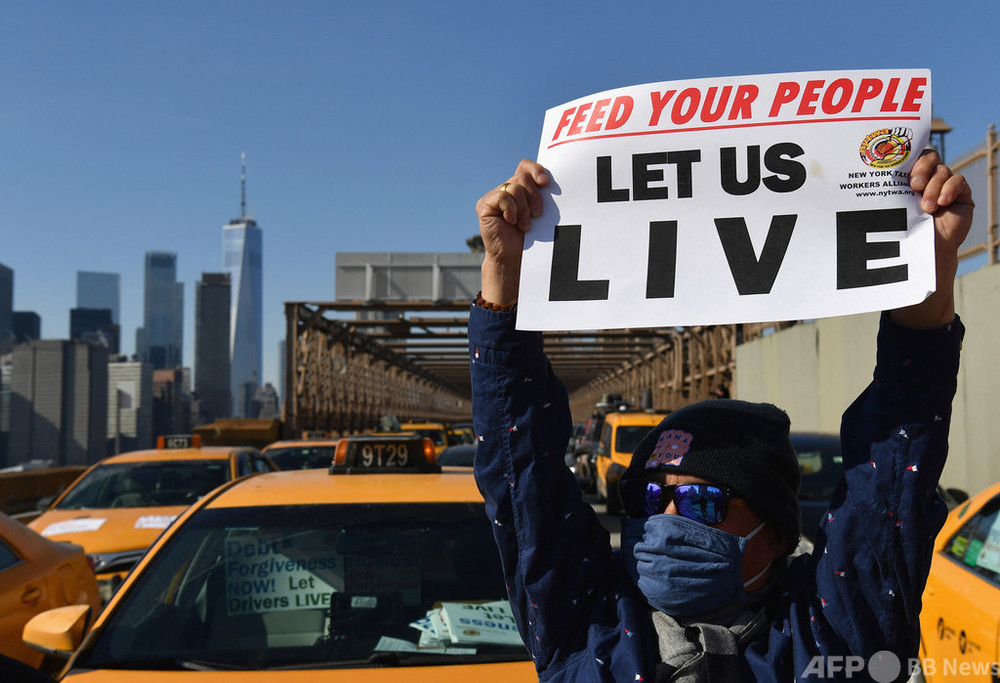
[650, 603, 771, 682]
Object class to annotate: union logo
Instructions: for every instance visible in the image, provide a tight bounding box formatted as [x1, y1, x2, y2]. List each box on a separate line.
[644, 429, 693, 469]
[859, 127, 912, 169]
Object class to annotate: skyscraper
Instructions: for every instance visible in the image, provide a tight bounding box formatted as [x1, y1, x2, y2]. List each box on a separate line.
[223, 154, 263, 418]
[77, 271, 121, 324]
[8, 340, 109, 466]
[0, 262, 12, 349]
[195, 272, 231, 423]
[136, 252, 183, 369]
[108, 358, 153, 453]
[11, 312, 40, 344]
[70, 308, 120, 354]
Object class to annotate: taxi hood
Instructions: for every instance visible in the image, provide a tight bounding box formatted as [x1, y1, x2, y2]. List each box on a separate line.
[28, 507, 187, 554]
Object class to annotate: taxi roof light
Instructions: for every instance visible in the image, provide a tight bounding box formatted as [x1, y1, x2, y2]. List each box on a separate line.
[333, 439, 348, 467]
[328, 434, 441, 474]
[156, 434, 201, 450]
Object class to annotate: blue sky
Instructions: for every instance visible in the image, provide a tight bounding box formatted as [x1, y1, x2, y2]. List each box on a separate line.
[2, 0, 997, 390]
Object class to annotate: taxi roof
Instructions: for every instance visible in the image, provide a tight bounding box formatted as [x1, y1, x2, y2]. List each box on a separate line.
[602, 411, 667, 425]
[203, 467, 483, 509]
[100, 445, 257, 464]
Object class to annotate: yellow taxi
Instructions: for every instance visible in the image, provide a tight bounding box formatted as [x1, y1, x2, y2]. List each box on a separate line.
[262, 438, 339, 470]
[399, 421, 450, 456]
[917, 481, 1000, 681]
[22, 432, 535, 681]
[594, 410, 667, 515]
[0, 512, 101, 673]
[28, 436, 277, 601]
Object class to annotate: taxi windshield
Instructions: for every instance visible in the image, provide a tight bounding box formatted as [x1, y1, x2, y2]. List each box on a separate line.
[76, 502, 530, 670]
[56, 462, 230, 509]
[614, 425, 655, 454]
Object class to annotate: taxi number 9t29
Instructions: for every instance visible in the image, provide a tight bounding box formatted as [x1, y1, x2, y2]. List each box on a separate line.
[360, 443, 409, 467]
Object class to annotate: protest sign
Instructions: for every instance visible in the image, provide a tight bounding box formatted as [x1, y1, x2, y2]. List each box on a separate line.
[224, 534, 343, 616]
[516, 69, 933, 330]
[438, 600, 523, 646]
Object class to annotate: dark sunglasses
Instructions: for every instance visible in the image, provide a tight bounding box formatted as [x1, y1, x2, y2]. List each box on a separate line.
[620, 480, 732, 525]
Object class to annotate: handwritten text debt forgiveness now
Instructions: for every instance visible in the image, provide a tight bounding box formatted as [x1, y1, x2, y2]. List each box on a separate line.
[550, 75, 927, 144]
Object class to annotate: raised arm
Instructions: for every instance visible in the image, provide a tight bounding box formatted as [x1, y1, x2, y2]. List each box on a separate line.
[889, 150, 974, 329]
[475, 159, 550, 306]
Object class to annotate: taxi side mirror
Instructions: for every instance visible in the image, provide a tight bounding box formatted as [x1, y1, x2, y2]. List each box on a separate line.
[23, 604, 92, 656]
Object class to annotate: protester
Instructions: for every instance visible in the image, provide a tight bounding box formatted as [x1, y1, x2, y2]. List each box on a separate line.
[470, 150, 972, 681]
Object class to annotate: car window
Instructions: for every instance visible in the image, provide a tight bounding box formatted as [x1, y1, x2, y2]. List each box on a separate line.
[944, 495, 1000, 585]
[55, 462, 230, 509]
[600, 424, 612, 454]
[267, 447, 336, 470]
[793, 439, 843, 502]
[236, 454, 254, 477]
[0, 538, 21, 571]
[75, 502, 529, 671]
[614, 426, 656, 455]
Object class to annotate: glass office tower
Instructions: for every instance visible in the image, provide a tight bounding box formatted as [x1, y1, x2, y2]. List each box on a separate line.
[0, 263, 12, 348]
[195, 273, 232, 423]
[137, 252, 183, 369]
[77, 271, 120, 325]
[223, 219, 262, 418]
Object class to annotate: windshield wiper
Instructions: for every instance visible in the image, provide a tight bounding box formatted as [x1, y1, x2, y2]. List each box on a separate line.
[93, 658, 247, 671]
[368, 650, 530, 667]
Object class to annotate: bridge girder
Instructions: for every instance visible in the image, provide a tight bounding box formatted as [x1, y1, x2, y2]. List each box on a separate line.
[284, 300, 789, 437]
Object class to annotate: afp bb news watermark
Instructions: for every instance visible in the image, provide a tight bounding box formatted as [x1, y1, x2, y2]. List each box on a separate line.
[802, 650, 1000, 680]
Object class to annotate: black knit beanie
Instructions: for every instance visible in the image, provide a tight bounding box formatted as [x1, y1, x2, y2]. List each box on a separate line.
[619, 399, 801, 554]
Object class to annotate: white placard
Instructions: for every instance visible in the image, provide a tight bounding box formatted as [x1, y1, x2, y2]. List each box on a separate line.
[517, 69, 933, 330]
[40, 518, 107, 536]
[439, 600, 523, 646]
[134, 515, 177, 529]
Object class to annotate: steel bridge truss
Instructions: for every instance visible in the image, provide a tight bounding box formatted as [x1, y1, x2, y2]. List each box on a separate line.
[284, 300, 785, 437]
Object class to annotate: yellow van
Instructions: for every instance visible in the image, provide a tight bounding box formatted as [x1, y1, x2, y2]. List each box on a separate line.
[593, 411, 667, 515]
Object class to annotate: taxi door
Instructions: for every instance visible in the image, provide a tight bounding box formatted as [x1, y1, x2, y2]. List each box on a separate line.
[919, 496, 1000, 681]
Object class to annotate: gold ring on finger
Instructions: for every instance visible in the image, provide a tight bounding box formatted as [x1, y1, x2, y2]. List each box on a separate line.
[499, 182, 510, 193]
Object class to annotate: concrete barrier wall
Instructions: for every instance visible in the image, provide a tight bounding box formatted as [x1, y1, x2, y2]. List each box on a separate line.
[736, 264, 1000, 498]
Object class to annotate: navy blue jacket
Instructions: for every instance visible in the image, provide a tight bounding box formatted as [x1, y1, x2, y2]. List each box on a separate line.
[470, 304, 963, 681]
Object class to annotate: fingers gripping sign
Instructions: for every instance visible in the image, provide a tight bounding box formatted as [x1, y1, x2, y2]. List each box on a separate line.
[477, 160, 550, 306]
[891, 149, 974, 329]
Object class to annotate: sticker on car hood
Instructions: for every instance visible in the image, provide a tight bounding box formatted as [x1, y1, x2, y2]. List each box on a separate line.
[41, 518, 107, 536]
[134, 515, 178, 529]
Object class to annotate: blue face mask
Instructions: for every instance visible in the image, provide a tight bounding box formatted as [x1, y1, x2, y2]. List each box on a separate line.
[620, 514, 768, 617]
